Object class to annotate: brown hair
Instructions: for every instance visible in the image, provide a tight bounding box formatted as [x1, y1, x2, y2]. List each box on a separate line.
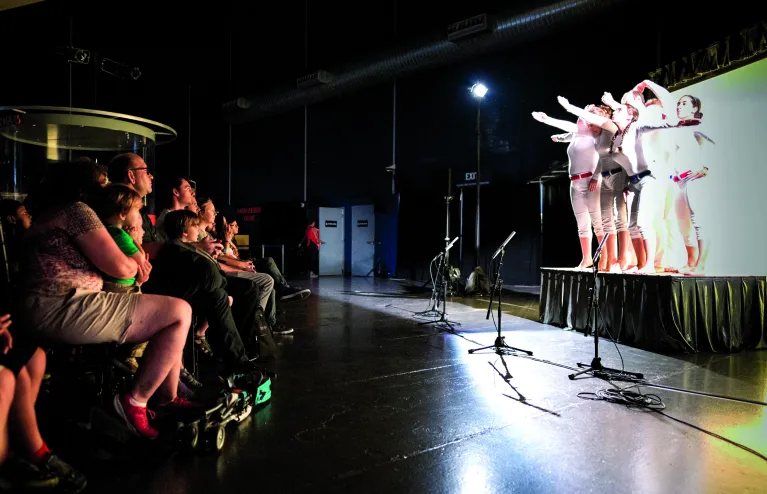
[610, 105, 639, 154]
[680, 95, 703, 119]
[589, 105, 612, 118]
[164, 209, 201, 240]
[87, 183, 141, 222]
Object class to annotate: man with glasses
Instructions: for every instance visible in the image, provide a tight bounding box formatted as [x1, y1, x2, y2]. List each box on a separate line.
[107, 154, 222, 259]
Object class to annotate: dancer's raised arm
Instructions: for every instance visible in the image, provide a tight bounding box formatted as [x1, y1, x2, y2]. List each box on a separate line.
[557, 97, 619, 133]
[531, 112, 578, 133]
[639, 80, 675, 109]
[601, 92, 621, 111]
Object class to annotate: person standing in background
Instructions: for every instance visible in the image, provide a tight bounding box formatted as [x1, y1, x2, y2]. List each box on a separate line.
[303, 220, 321, 278]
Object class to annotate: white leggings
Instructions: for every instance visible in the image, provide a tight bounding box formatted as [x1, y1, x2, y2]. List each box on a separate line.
[570, 177, 603, 239]
[677, 178, 706, 244]
[600, 171, 629, 235]
[627, 174, 663, 244]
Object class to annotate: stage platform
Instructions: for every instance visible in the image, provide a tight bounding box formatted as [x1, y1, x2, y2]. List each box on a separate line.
[540, 268, 767, 353]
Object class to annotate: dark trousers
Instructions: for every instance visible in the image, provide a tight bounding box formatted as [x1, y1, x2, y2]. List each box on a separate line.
[144, 277, 251, 373]
[307, 243, 319, 273]
[253, 257, 289, 292]
[223, 276, 263, 343]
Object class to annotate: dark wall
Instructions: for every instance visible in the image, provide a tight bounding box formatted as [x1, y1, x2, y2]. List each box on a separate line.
[2, 0, 765, 284]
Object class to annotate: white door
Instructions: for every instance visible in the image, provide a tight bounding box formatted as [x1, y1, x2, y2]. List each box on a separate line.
[351, 205, 375, 276]
[319, 207, 345, 276]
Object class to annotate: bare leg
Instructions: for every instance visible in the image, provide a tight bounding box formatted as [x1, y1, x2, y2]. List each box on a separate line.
[122, 295, 192, 403]
[639, 237, 658, 274]
[0, 369, 14, 465]
[618, 231, 633, 269]
[604, 234, 620, 272]
[156, 358, 182, 405]
[578, 237, 592, 268]
[693, 239, 709, 273]
[9, 364, 44, 458]
[195, 320, 209, 337]
[26, 347, 45, 404]
[632, 238, 646, 269]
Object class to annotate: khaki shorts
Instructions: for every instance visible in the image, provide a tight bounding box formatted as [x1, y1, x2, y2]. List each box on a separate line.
[20, 289, 140, 345]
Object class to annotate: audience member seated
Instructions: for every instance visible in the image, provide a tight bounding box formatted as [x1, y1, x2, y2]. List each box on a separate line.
[141, 210, 269, 387]
[87, 184, 148, 294]
[196, 199, 293, 336]
[0, 310, 87, 492]
[154, 176, 197, 243]
[17, 159, 194, 440]
[87, 184, 152, 374]
[107, 154, 221, 259]
[0, 200, 32, 283]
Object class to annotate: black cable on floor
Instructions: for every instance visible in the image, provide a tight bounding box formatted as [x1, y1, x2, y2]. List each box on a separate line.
[579, 385, 767, 464]
[578, 387, 665, 410]
[606, 376, 767, 408]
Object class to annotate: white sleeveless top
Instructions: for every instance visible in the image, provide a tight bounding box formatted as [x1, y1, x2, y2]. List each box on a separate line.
[594, 129, 621, 173]
[567, 134, 598, 176]
[612, 116, 675, 176]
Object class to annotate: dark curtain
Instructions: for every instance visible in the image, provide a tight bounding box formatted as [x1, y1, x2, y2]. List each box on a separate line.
[540, 269, 766, 353]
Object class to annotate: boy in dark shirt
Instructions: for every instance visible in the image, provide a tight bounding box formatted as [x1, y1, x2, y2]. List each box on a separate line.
[141, 210, 268, 390]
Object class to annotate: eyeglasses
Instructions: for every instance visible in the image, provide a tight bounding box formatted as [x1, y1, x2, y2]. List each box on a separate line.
[129, 167, 151, 175]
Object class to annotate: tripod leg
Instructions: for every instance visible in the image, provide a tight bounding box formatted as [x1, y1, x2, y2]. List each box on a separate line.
[568, 365, 595, 380]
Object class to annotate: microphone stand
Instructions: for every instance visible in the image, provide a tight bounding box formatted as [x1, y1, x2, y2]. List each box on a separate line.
[468, 232, 533, 360]
[568, 234, 643, 380]
[417, 239, 460, 330]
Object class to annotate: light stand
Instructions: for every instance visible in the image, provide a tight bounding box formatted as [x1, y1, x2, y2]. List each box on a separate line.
[470, 83, 487, 269]
[416, 238, 460, 330]
[568, 234, 643, 380]
[468, 231, 533, 358]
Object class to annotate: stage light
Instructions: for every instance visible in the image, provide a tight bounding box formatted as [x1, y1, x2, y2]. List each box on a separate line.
[471, 83, 488, 99]
[101, 58, 141, 80]
[55, 46, 90, 65]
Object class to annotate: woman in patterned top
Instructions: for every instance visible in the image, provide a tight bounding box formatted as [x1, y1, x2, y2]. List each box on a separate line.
[18, 159, 195, 440]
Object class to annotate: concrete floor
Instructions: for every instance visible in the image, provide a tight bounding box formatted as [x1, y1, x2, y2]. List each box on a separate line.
[88, 277, 767, 493]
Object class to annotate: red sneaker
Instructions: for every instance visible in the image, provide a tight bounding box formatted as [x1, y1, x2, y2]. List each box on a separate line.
[113, 394, 159, 440]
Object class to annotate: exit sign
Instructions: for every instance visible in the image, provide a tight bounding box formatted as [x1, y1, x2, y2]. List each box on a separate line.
[465, 172, 477, 181]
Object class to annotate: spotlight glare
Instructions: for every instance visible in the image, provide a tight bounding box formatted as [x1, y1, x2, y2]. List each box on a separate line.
[471, 83, 488, 99]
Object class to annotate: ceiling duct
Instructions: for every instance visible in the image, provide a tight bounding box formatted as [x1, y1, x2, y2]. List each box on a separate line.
[224, 0, 624, 123]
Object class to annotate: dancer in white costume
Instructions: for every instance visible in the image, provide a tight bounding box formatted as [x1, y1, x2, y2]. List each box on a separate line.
[603, 91, 671, 270]
[561, 91, 675, 274]
[532, 108, 603, 268]
[591, 105, 634, 272]
[554, 97, 643, 272]
[621, 82, 714, 273]
[669, 95, 714, 273]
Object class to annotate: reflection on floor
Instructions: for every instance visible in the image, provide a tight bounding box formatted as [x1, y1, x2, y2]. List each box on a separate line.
[87, 277, 766, 493]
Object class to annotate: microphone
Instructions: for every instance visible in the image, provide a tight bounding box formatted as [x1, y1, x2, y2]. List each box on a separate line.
[491, 231, 516, 260]
[445, 236, 459, 252]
